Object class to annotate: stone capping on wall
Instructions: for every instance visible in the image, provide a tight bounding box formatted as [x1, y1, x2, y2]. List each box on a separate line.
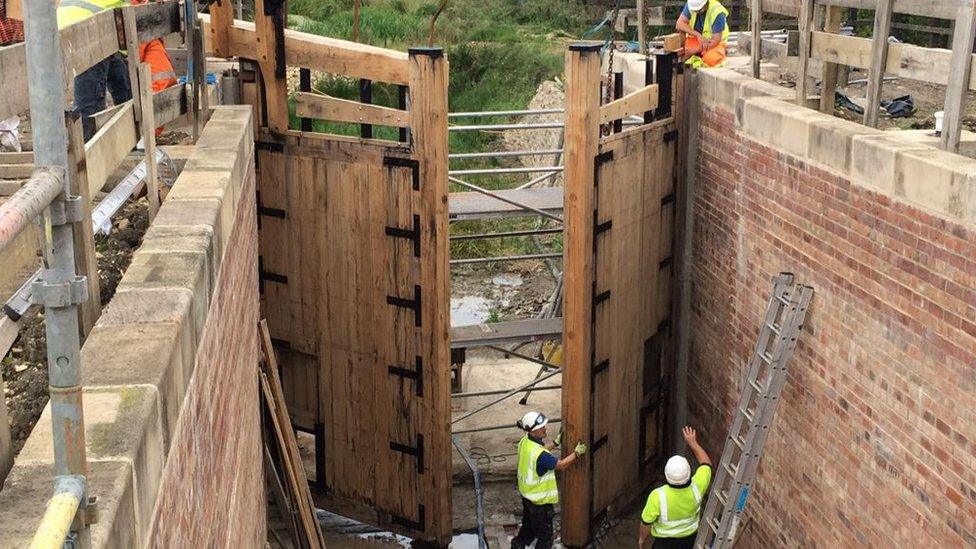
[0, 106, 255, 547]
[699, 67, 976, 227]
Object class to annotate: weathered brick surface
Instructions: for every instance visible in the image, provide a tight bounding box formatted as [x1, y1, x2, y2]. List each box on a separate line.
[690, 102, 976, 547]
[146, 165, 263, 546]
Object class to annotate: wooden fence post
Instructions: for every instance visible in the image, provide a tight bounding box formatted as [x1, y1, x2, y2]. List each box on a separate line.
[942, 3, 976, 151]
[138, 63, 161, 219]
[795, 0, 815, 106]
[560, 41, 603, 549]
[750, 0, 762, 78]
[209, 0, 233, 58]
[864, 0, 894, 127]
[66, 112, 101, 336]
[407, 46, 452, 548]
[254, 0, 289, 133]
[819, 5, 844, 114]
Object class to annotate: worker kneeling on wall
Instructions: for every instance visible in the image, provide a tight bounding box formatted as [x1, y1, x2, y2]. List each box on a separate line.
[511, 411, 587, 549]
[676, 0, 730, 68]
[638, 426, 713, 549]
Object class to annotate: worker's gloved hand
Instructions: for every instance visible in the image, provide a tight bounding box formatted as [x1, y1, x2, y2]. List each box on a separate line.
[554, 430, 562, 448]
[574, 442, 588, 456]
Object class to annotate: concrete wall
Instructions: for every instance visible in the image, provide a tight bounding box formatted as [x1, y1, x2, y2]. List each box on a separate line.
[690, 69, 976, 547]
[0, 106, 262, 547]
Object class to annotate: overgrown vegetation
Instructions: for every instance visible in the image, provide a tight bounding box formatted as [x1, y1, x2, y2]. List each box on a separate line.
[279, 0, 598, 260]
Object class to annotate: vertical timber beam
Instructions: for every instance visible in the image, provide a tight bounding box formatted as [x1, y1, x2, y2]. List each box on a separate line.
[254, 0, 290, 133]
[638, 0, 647, 55]
[408, 47, 452, 547]
[819, 6, 844, 114]
[942, 3, 976, 152]
[209, 0, 234, 58]
[795, 0, 814, 107]
[66, 112, 101, 336]
[138, 63, 161, 218]
[750, 0, 761, 78]
[864, 0, 894, 127]
[561, 41, 602, 549]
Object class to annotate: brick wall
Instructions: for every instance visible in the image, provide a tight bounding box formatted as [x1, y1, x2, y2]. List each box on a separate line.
[146, 162, 262, 546]
[0, 107, 262, 546]
[690, 74, 976, 547]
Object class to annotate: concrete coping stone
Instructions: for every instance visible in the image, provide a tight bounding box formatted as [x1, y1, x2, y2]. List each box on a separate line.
[702, 67, 976, 227]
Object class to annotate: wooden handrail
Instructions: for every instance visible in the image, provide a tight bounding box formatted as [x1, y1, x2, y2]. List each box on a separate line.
[600, 84, 659, 125]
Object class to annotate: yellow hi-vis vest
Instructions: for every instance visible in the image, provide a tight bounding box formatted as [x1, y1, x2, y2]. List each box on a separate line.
[517, 436, 559, 505]
[57, 0, 126, 30]
[642, 465, 712, 538]
[688, 0, 730, 43]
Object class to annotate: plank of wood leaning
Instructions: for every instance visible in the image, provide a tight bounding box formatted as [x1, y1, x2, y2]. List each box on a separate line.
[123, 9, 144, 125]
[66, 115, 101, 337]
[84, 103, 138, 196]
[294, 92, 411, 128]
[560, 42, 603, 548]
[260, 320, 326, 547]
[264, 444, 303, 548]
[864, 0, 895, 127]
[153, 83, 189, 129]
[795, 0, 815, 106]
[819, 6, 845, 114]
[138, 64, 161, 218]
[408, 48, 451, 545]
[599, 84, 659, 125]
[941, 3, 976, 151]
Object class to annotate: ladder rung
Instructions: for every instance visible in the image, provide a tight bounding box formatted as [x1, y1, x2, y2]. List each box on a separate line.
[748, 378, 763, 394]
[775, 292, 791, 306]
[759, 351, 774, 364]
[724, 462, 738, 478]
[766, 322, 781, 335]
[731, 434, 746, 450]
[741, 406, 755, 422]
[708, 517, 720, 532]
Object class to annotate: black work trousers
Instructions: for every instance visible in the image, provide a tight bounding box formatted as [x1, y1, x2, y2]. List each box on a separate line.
[511, 497, 554, 549]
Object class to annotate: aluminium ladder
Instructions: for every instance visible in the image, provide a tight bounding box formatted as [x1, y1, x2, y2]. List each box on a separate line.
[694, 273, 814, 549]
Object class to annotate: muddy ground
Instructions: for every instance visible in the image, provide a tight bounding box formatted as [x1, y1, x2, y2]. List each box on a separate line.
[1, 198, 150, 455]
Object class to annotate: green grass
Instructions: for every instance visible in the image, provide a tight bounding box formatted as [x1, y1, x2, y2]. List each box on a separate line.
[283, 0, 596, 261]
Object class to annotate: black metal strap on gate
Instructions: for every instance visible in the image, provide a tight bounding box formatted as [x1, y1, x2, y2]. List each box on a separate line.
[392, 503, 426, 532]
[591, 282, 611, 323]
[262, 0, 287, 78]
[388, 356, 423, 397]
[390, 433, 425, 474]
[593, 151, 614, 186]
[385, 214, 422, 257]
[591, 358, 609, 380]
[660, 192, 676, 207]
[299, 69, 313, 132]
[256, 191, 286, 231]
[360, 79, 373, 138]
[664, 129, 679, 143]
[593, 210, 613, 253]
[384, 156, 421, 190]
[258, 256, 287, 294]
[387, 285, 422, 327]
[659, 256, 673, 270]
[315, 422, 328, 492]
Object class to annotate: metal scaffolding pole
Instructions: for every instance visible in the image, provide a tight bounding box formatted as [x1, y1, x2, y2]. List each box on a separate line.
[450, 253, 563, 266]
[449, 176, 563, 223]
[449, 166, 563, 176]
[449, 149, 563, 160]
[451, 367, 561, 425]
[448, 108, 564, 118]
[23, 0, 91, 544]
[452, 385, 561, 398]
[449, 122, 565, 132]
[453, 418, 562, 435]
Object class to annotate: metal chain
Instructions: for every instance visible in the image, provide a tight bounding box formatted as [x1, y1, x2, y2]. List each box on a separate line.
[601, 2, 620, 136]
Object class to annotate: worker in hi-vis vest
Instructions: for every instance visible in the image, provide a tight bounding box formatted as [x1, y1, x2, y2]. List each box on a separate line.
[512, 411, 587, 549]
[675, 0, 730, 68]
[57, 0, 178, 138]
[638, 426, 713, 549]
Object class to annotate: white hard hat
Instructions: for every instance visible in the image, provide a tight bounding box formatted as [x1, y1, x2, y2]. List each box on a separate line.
[688, 0, 708, 11]
[518, 411, 549, 432]
[664, 455, 691, 485]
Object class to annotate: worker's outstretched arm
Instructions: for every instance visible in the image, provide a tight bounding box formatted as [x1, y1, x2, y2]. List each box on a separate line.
[683, 426, 711, 465]
[638, 522, 652, 548]
[555, 441, 588, 471]
[675, 15, 699, 38]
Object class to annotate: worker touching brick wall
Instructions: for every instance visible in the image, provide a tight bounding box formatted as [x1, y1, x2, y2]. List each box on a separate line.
[689, 72, 976, 548]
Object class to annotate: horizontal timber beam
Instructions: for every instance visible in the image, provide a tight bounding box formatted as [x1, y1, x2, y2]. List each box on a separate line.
[810, 30, 976, 89]
[200, 14, 411, 85]
[294, 92, 411, 128]
[450, 318, 563, 349]
[761, 0, 967, 19]
[600, 84, 659, 125]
